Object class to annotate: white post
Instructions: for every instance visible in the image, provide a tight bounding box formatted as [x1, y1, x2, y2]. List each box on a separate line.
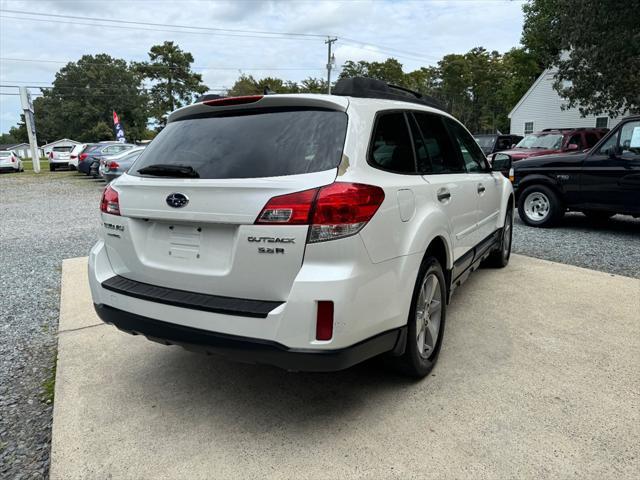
[19, 87, 40, 173]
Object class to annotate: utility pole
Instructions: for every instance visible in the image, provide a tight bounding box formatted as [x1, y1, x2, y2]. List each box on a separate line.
[19, 87, 40, 173]
[325, 37, 337, 94]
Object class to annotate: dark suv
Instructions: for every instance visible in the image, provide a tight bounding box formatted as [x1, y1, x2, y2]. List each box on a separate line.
[508, 116, 640, 227]
[474, 134, 522, 156]
[495, 127, 608, 161]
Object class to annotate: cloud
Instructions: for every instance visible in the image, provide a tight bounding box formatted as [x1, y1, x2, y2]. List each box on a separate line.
[0, 0, 525, 132]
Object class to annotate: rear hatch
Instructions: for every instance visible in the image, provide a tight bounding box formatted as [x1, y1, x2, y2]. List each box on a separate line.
[103, 96, 349, 301]
[51, 146, 72, 161]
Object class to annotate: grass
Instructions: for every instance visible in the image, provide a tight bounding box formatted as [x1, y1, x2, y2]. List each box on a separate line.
[41, 356, 57, 405]
[21, 158, 50, 173]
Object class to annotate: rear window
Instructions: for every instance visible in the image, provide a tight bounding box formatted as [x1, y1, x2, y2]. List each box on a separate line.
[0, 152, 10, 157]
[131, 108, 348, 179]
[53, 146, 73, 152]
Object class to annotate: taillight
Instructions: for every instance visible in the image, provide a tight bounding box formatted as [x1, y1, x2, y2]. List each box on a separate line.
[203, 95, 263, 107]
[70, 155, 77, 159]
[79, 153, 88, 162]
[256, 188, 318, 224]
[48, 152, 53, 159]
[255, 182, 385, 243]
[100, 185, 120, 215]
[107, 161, 119, 171]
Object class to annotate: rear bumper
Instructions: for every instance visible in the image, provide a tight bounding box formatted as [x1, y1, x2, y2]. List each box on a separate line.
[94, 303, 403, 372]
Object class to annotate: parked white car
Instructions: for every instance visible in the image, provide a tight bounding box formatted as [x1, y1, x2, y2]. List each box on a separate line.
[49, 145, 73, 171]
[89, 78, 514, 377]
[0, 150, 23, 172]
[68, 143, 87, 170]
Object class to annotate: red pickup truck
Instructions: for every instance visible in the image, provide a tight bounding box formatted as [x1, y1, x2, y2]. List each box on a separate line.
[495, 127, 609, 161]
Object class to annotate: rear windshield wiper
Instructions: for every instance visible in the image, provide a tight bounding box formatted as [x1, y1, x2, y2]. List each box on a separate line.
[137, 164, 200, 178]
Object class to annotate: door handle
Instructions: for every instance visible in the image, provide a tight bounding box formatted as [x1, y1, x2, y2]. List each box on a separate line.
[437, 188, 451, 202]
[477, 184, 486, 194]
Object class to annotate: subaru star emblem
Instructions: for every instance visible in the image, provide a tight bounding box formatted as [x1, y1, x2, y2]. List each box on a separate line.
[166, 193, 189, 208]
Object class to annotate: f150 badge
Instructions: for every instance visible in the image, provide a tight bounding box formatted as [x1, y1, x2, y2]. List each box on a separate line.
[248, 236, 295, 254]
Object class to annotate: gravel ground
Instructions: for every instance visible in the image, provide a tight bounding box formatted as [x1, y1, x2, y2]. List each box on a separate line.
[0, 171, 101, 479]
[0, 171, 638, 478]
[512, 212, 640, 279]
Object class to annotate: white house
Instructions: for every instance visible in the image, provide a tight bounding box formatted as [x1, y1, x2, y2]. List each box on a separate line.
[40, 138, 81, 156]
[0, 143, 31, 159]
[508, 67, 623, 136]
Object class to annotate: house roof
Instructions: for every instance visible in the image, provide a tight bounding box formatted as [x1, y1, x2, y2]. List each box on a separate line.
[508, 67, 554, 119]
[40, 138, 81, 148]
[0, 143, 30, 150]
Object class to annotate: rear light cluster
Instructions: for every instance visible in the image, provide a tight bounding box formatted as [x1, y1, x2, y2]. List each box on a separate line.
[79, 153, 88, 162]
[100, 185, 120, 215]
[106, 161, 119, 171]
[256, 182, 385, 243]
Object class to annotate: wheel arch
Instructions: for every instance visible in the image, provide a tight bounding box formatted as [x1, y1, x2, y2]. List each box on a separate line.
[516, 175, 565, 203]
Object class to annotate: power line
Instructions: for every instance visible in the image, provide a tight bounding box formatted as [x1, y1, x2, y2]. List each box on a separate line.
[0, 9, 442, 64]
[0, 13, 321, 42]
[0, 57, 325, 71]
[0, 8, 327, 39]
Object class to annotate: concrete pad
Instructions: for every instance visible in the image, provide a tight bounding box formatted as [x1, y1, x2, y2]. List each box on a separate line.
[51, 255, 640, 479]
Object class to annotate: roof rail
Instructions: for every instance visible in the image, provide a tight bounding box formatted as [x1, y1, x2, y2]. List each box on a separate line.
[333, 77, 446, 111]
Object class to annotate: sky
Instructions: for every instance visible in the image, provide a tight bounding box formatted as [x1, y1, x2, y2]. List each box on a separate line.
[0, 0, 526, 135]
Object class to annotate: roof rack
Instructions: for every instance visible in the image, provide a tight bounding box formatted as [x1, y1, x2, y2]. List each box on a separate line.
[195, 93, 225, 103]
[333, 77, 446, 111]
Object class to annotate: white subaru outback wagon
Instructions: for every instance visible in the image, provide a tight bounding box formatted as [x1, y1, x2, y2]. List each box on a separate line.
[89, 77, 514, 377]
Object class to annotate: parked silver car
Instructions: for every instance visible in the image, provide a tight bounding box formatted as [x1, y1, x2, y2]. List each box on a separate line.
[99, 147, 146, 182]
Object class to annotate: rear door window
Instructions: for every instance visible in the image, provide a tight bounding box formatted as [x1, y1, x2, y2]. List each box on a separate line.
[444, 118, 487, 173]
[369, 112, 415, 174]
[413, 112, 462, 174]
[132, 108, 348, 179]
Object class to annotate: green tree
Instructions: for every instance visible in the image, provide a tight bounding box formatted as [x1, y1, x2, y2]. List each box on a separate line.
[522, 0, 640, 116]
[31, 54, 149, 142]
[136, 41, 208, 126]
[0, 133, 19, 144]
[300, 77, 328, 93]
[86, 121, 114, 141]
[339, 58, 406, 85]
[227, 74, 261, 96]
[8, 116, 28, 143]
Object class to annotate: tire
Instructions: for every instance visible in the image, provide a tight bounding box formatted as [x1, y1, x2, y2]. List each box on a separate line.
[90, 162, 99, 178]
[394, 256, 447, 378]
[484, 206, 513, 268]
[49, 164, 55, 172]
[517, 184, 564, 227]
[583, 210, 615, 222]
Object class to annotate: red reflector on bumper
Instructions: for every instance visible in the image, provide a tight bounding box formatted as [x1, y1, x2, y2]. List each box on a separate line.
[316, 301, 334, 341]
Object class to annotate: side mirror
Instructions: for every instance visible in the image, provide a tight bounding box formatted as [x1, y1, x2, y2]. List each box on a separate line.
[491, 153, 513, 180]
[567, 143, 579, 151]
[511, 143, 517, 149]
